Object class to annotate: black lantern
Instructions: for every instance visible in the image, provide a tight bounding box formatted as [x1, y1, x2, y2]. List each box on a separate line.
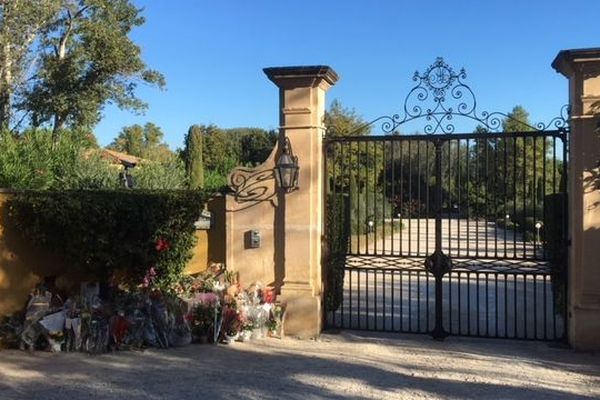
[275, 137, 299, 192]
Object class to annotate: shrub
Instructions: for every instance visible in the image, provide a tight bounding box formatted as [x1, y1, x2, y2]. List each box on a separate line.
[325, 194, 350, 312]
[0, 129, 118, 190]
[8, 190, 206, 290]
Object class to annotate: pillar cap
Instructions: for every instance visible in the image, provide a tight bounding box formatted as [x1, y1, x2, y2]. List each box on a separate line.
[263, 65, 339, 88]
[552, 48, 600, 77]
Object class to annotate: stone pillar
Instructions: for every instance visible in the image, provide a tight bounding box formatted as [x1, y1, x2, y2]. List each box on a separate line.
[264, 66, 338, 338]
[552, 48, 600, 350]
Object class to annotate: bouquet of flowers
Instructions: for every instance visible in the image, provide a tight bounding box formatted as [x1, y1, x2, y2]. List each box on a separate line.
[189, 292, 221, 343]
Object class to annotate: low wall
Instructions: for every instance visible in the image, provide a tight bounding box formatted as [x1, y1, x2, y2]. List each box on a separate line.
[0, 192, 212, 316]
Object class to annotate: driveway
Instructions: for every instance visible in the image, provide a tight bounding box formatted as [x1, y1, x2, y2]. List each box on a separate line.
[0, 332, 598, 399]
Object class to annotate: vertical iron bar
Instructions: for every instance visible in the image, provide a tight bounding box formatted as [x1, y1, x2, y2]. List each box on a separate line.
[562, 133, 568, 341]
[417, 270, 421, 332]
[426, 142, 430, 255]
[523, 137, 527, 259]
[400, 140, 404, 256]
[365, 141, 370, 255]
[513, 137, 518, 258]
[467, 272, 471, 335]
[373, 141, 378, 255]
[408, 271, 412, 332]
[494, 137, 498, 258]
[383, 270, 386, 330]
[476, 139, 480, 258]
[466, 138, 471, 257]
[408, 140, 412, 256]
[486, 273, 489, 336]
[458, 272, 462, 335]
[485, 139, 489, 258]
[430, 140, 448, 340]
[349, 269, 353, 329]
[391, 270, 395, 331]
[358, 269, 361, 330]
[374, 268, 378, 329]
[543, 274, 547, 340]
[417, 141, 421, 256]
[392, 140, 396, 255]
[477, 273, 480, 336]
[366, 269, 370, 329]
[400, 270, 404, 331]
[533, 135, 538, 259]
[504, 274, 508, 338]
[513, 273, 518, 338]
[457, 139, 461, 256]
[534, 274, 538, 340]
[504, 137, 508, 257]
[524, 275, 527, 339]
[383, 142, 387, 255]
[495, 272, 499, 337]
[448, 141, 452, 255]
[542, 137, 547, 259]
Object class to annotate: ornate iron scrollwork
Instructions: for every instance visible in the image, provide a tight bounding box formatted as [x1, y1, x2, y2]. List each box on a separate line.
[344, 57, 570, 135]
[228, 167, 276, 203]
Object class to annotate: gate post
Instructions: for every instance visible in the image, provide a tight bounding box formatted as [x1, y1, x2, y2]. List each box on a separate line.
[264, 66, 338, 338]
[553, 48, 600, 350]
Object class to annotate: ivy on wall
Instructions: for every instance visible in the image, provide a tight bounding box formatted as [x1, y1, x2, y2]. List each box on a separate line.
[324, 194, 350, 312]
[8, 190, 206, 290]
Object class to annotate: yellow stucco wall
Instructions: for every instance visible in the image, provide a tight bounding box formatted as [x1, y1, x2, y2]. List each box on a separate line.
[0, 192, 212, 316]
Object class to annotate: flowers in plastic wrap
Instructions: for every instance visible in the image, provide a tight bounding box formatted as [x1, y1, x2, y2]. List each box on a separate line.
[190, 291, 221, 343]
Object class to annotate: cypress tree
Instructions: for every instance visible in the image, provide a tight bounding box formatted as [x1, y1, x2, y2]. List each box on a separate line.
[184, 125, 204, 189]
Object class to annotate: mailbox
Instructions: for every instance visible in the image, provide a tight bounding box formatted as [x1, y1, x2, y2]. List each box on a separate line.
[245, 230, 261, 249]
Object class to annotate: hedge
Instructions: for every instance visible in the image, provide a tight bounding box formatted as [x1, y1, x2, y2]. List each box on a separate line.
[8, 190, 207, 291]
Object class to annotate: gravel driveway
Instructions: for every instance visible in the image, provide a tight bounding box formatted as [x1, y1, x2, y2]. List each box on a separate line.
[1, 332, 598, 400]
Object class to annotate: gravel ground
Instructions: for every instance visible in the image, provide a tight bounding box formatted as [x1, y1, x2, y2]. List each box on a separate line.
[0, 332, 598, 400]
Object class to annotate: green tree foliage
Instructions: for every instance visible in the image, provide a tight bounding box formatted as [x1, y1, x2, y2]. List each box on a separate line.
[182, 125, 204, 189]
[183, 124, 276, 192]
[131, 157, 187, 190]
[324, 99, 371, 137]
[238, 128, 277, 166]
[3, 0, 164, 137]
[0, 128, 117, 189]
[108, 122, 173, 163]
[0, 0, 61, 130]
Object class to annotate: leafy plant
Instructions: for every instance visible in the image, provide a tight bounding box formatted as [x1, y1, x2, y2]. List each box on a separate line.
[8, 190, 206, 290]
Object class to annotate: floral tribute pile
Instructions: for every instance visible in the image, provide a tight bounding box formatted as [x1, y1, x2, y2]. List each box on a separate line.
[0, 263, 285, 353]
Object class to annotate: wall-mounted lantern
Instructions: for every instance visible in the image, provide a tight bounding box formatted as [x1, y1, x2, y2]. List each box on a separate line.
[275, 137, 299, 193]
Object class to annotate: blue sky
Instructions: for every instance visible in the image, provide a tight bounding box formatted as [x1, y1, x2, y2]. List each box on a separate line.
[94, 0, 599, 149]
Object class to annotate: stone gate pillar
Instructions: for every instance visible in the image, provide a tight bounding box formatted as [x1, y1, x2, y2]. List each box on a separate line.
[553, 48, 600, 350]
[264, 66, 338, 337]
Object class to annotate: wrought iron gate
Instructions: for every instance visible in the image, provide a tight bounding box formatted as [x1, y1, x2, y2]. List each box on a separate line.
[324, 58, 569, 341]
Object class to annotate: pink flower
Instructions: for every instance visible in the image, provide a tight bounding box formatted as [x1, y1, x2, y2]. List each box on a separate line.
[196, 292, 219, 305]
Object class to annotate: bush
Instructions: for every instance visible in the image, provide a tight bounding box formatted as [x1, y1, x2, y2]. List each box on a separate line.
[325, 194, 350, 312]
[0, 129, 118, 190]
[131, 158, 187, 190]
[8, 190, 206, 290]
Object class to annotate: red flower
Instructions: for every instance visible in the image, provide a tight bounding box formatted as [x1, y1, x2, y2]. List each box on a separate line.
[155, 238, 170, 252]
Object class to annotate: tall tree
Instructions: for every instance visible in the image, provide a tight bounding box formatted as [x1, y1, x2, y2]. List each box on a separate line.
[182, 124, 204, 189]
[0, 0, 60, 130]
[108, 122, 173, 163]
[23, 0, 165, 138]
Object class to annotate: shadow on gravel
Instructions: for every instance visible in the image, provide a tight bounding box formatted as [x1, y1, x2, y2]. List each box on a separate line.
[0, 332, 598, 400]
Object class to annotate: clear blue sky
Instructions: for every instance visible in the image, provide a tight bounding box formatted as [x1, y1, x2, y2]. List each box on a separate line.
[94, 0, 599, 149]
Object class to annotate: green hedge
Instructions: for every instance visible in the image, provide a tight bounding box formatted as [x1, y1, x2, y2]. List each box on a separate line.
[324, 194, 350, 312]
[8, 190, 206, 290]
